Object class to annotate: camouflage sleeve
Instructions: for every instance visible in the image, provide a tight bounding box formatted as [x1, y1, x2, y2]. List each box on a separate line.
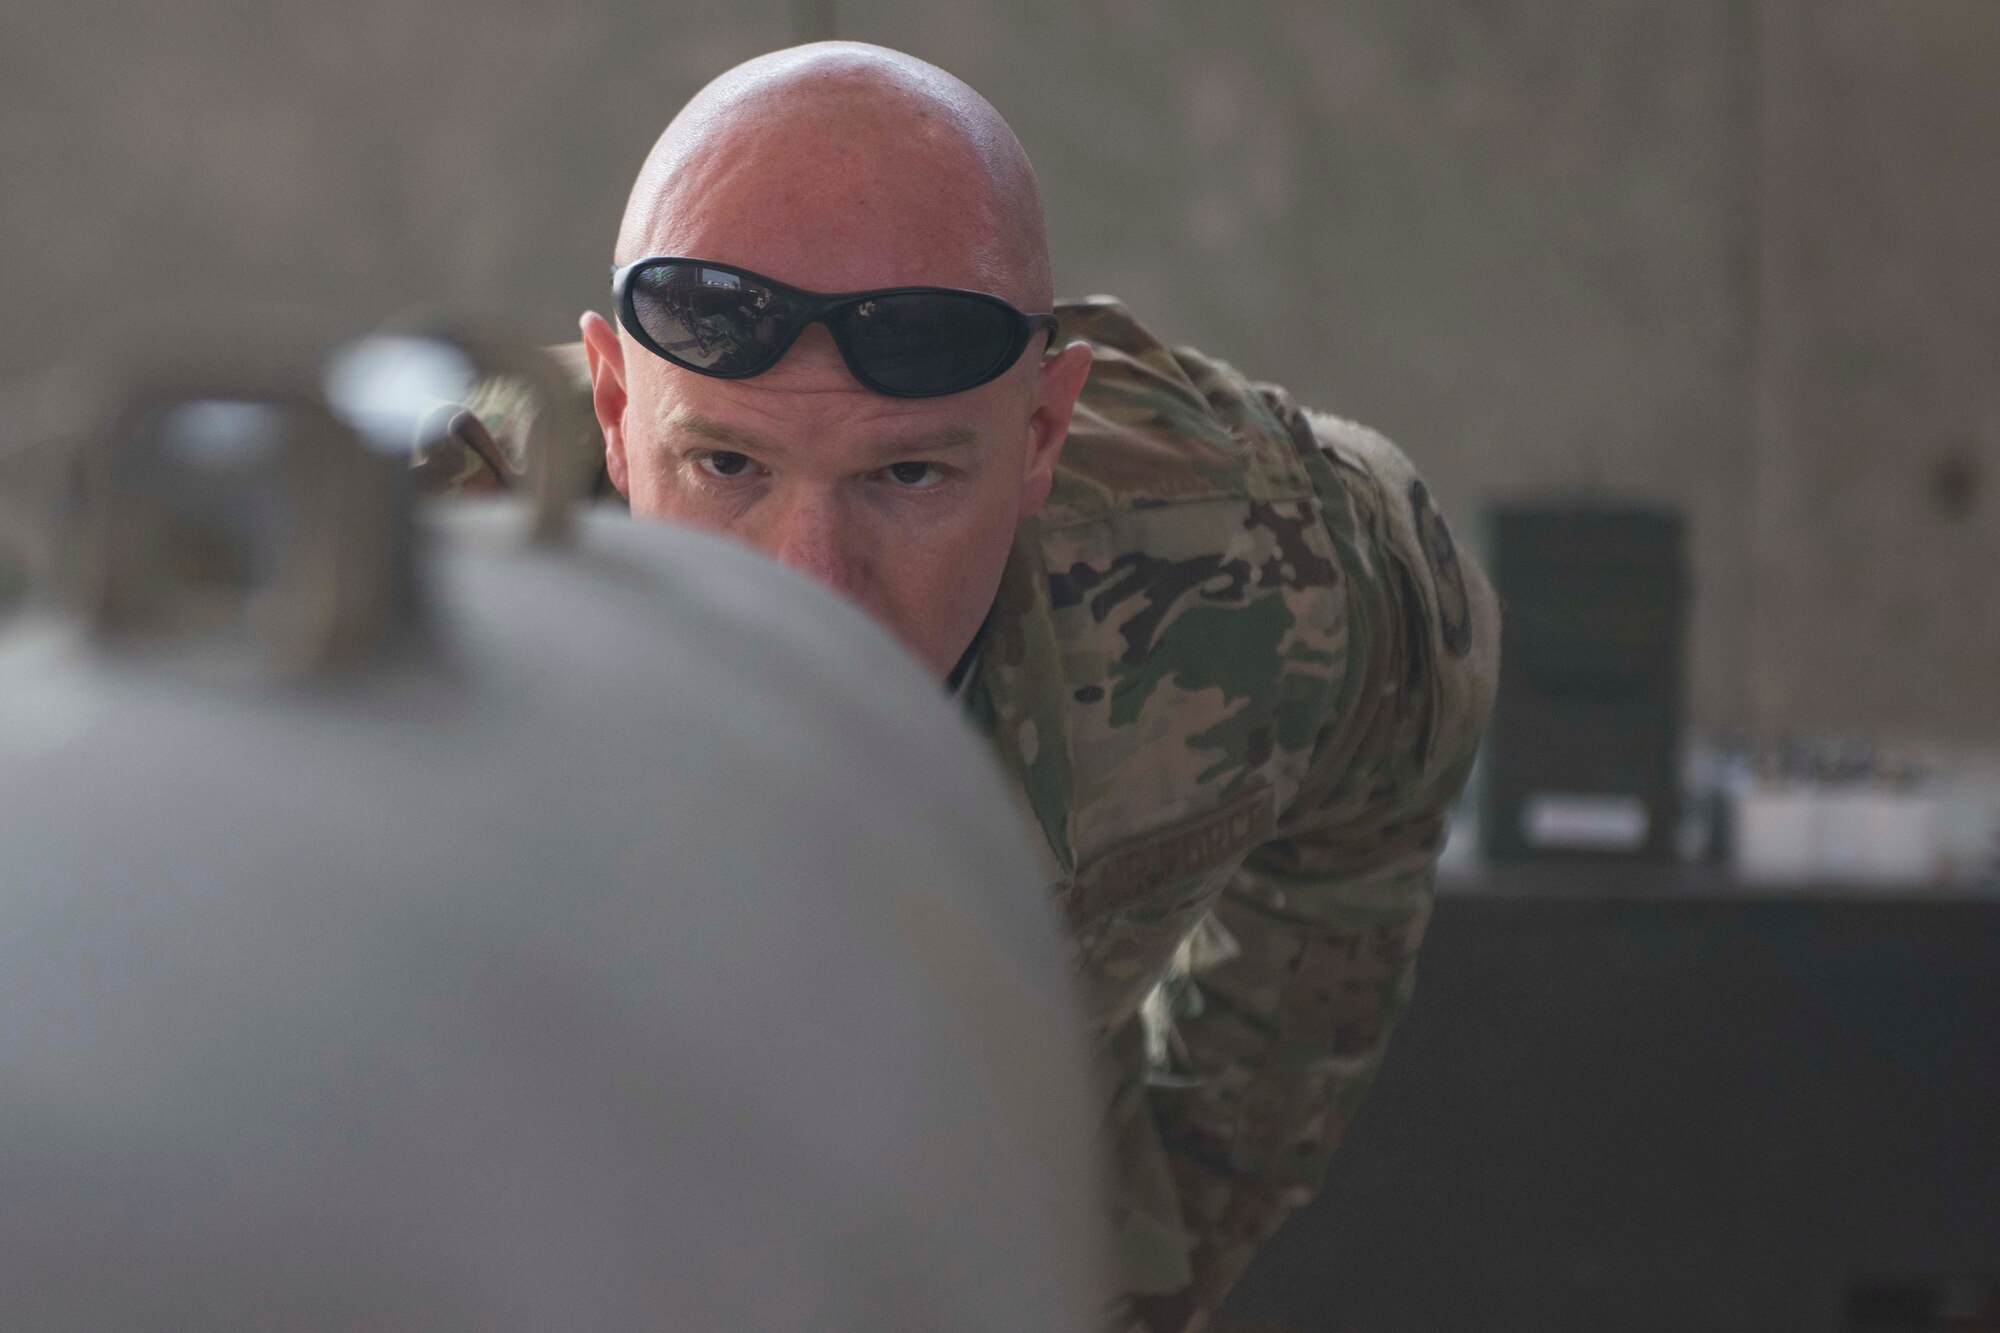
[1145, 395, 1500, 1325]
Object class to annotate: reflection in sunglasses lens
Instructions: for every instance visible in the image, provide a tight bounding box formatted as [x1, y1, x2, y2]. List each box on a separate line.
[634, 265, 778, 371]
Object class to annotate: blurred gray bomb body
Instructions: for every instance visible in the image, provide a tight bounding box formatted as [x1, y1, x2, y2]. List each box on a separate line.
[0, 497, 1110, 1330]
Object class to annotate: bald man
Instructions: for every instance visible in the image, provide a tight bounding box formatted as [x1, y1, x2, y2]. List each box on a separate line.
[421, 42, 1499, 1332]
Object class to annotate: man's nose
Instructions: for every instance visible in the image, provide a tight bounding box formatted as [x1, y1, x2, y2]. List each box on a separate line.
[761, 489, 863, 597]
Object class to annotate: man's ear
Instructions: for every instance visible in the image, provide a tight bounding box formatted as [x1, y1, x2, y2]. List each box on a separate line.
[1018, 340, 1093, 520]
[580, 311, 630, 497]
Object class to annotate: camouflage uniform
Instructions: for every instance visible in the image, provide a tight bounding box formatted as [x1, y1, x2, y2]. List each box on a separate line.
[421, 297, 1500, 1331]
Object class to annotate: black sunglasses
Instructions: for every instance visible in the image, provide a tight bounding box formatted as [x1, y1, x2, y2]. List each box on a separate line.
[611, 257, 1061, 399]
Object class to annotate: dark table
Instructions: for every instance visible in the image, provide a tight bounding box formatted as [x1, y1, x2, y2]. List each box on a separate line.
[1216, 866, 2000, 1332]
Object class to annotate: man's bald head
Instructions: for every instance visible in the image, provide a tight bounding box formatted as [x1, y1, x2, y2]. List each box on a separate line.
[582, 43, 1094, 683]
[614, 43, 1053, 311]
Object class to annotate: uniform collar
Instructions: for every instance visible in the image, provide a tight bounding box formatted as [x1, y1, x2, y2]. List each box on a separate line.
[944, 606, 991, 701]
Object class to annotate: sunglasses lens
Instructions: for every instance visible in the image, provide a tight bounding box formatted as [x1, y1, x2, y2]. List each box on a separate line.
[838, 293, 1017, 395]
[628, 263, 790, 374]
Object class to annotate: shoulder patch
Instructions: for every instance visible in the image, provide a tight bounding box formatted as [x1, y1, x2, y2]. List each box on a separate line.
[1409, 478, 1473, 658]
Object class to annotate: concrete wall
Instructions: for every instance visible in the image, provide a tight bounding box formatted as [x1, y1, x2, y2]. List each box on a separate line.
[0, 0, 792, 365]
[1752, 1, 2000, 743]
[1, 2, 1993, 743]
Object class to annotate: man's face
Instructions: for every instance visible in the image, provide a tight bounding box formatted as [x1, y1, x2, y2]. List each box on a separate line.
[582, 268, 1091, 680]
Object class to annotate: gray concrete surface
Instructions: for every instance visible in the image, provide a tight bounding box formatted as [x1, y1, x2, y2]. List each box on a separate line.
[1751, 0, 2000, 743]
[0, 0, 790, 365]
[1, 1, 1992, 745]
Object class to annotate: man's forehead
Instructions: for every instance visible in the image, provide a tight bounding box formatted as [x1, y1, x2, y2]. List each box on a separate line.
[649, 342, 1002, 426]
[640, 146, 1014, 298]
[618, 47, 1045, 306]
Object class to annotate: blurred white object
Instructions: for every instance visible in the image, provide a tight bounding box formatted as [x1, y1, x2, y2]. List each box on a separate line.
[1820, 790, 1939, 885]
[1731, 786, 1938, 888]
[0, 504, 1109, 1332]
[1732, 788, 1823, 884]
[1935, 783, 2000, 885]
[1521, 791, 1651, 852]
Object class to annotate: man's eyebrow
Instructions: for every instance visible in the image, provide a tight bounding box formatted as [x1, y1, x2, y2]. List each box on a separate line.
[857, 425, 981, 460]
[666, 412, 981, 459]
[666, 412, 771, 453]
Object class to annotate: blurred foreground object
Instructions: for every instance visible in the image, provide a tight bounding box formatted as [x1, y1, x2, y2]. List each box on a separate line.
[0, 329, 1109, 1330]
